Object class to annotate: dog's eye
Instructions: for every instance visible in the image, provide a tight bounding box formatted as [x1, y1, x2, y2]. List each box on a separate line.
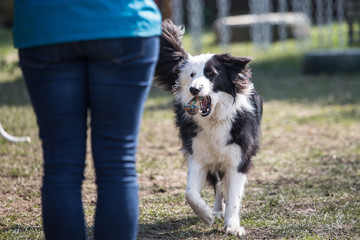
[190, 72, 195, 78]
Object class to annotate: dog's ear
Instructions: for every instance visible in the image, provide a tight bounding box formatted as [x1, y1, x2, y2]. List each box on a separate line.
[214, 54, 252, 75]
[214, 54, 253, 95]
[154, 19, 188, 92]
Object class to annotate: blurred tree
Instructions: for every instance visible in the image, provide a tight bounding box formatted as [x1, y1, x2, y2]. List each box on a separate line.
[0, 0, 14, 27]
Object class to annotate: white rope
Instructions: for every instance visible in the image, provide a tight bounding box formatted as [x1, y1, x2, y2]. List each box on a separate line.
[0, 122, 31, 143]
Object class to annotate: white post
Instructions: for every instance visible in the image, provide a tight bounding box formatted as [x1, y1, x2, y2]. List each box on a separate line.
[278, 0, 288, 48]
[217, 0, 232, 52]
[171, 0, 184, 26]
[336, 0, 345, 48]
[187, 0, 204, 54]
[249, 0, 273, 50]
[325, 0, 334, 47]
[315, 0, 324, 48]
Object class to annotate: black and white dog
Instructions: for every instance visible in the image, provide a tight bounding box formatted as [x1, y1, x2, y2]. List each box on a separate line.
[154, 20, 263, 236]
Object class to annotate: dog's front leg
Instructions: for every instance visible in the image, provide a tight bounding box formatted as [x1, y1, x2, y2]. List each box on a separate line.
[185, 156, 214, 225]
[224, 169, 246, 236]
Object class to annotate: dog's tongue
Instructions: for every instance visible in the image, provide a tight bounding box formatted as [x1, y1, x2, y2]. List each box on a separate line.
[200, 96, 212, 117]
[201, 97, 208, 111]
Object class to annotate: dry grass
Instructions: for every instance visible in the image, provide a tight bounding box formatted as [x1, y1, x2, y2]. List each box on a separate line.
[1, 28, 360, 239]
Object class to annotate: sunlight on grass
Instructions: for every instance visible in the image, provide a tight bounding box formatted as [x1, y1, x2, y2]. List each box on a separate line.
[0, 29, 14, 59]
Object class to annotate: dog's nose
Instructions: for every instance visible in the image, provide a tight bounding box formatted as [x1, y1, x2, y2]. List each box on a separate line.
[189, 87, 200, 96]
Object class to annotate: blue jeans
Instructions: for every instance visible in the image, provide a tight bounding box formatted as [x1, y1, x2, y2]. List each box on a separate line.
[19, 37, 159, 240]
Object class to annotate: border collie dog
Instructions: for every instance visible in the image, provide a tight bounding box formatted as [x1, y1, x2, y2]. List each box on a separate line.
[154, 20, 263, 236]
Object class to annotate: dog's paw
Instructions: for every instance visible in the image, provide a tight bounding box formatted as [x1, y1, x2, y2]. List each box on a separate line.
[225, 217, 245, 236]
[189, 203, 214, 225]
[186, 196, 214, 225]
[198, 209, 214, 225]
[213, 210, 224, 219]
[225, 226, 246, 237]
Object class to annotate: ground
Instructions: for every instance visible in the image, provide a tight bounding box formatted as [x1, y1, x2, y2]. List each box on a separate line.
[0, 29, 360, 239]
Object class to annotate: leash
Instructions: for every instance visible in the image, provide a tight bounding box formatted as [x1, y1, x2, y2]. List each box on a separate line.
[0, 122, 31, 143]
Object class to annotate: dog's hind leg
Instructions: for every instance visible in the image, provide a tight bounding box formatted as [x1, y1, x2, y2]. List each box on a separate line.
[185, 156, 214, 225]
[223, 169, 247, 236]
[213, 180, 225, 219]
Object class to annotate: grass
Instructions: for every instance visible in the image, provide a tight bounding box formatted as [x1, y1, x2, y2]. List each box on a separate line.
[1, 25, 360, 239]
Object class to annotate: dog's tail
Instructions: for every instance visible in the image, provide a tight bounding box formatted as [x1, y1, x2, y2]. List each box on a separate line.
[154, 19, 188, 92]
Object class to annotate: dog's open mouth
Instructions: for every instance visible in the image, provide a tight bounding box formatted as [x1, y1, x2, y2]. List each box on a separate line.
[199, 95, 212, 117]
[184, 96, 212, 117]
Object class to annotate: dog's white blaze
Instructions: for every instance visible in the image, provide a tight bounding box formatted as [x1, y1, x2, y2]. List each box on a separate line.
[190, 76, 212, 96]
[176, 53, 214, 102]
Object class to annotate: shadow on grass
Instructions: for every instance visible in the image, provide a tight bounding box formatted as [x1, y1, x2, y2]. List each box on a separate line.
[138, 216, 223, 239]
[138, 217, 287, 239]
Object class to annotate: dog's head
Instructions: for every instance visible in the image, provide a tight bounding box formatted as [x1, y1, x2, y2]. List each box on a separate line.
[178, 53, 253, 117]
[154, 20, 253, 118]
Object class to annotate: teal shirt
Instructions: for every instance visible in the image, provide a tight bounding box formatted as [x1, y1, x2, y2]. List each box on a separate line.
[13, 0, 162, 48]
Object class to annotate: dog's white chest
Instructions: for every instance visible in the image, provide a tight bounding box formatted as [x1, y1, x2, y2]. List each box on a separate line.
[191, 120, 241, 170]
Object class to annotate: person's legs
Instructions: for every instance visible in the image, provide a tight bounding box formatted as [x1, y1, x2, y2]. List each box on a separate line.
[19, 44, 88, 240]
[86, 37, 159, 240]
